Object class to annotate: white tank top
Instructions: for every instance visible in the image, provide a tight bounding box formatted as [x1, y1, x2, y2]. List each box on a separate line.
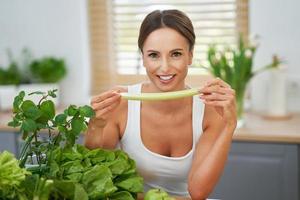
[120, 83, 205, 197]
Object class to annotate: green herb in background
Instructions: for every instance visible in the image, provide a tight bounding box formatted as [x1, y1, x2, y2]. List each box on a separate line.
[29, 57, 67, 83]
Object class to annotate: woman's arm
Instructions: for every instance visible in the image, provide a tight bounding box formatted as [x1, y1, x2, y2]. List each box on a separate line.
[84, 86, 125, 149]
[188, 78, 237, 200]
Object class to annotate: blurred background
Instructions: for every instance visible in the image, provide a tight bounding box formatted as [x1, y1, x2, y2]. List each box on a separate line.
[0, 0, 299, 200]
[0, 0, 299, 110]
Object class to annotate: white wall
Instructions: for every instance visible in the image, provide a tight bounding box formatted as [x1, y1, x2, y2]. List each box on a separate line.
[0, 0, 91, 106]
[250, 0, 300, 112]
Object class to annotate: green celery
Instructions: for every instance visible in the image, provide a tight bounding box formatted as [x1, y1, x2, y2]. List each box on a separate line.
[120, 88, 198, 101]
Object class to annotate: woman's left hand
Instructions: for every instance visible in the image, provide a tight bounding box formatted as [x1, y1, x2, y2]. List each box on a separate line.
[199, 77, 237, 128]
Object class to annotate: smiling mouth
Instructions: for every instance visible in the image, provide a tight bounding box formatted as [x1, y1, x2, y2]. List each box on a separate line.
[157, 74, 176, 83]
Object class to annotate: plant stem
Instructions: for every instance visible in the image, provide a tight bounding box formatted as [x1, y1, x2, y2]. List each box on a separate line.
[19, 134, 34, 167]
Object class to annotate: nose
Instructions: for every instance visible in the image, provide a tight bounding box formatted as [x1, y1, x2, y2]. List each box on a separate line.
[160, 57, 169, 73]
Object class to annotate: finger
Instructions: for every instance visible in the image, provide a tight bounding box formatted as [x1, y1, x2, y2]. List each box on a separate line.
[95, 100, 120, 118]
[200, 85, 235, 95]
[205, 78, 231, 88]
[200, 93, 231, 101]
[91, 89, 121, 103]
[92, 94, 121, 111]
[199, 85, 225, 95]
[202, 99, 230, 107]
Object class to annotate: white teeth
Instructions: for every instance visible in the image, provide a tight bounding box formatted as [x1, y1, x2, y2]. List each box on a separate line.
[158, 75, 174, 80]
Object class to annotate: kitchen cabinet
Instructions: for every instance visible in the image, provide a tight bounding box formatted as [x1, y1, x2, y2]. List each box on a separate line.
[210, 141, 299, 200]
[0, 131, 18, 155]
[0, 131, 85, 157]
[1, 112, 300, 199]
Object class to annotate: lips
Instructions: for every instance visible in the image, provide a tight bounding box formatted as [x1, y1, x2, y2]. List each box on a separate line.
[157, 74, 176, 83]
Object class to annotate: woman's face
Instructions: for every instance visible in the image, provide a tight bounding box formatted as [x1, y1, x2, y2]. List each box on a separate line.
[142, 27, 193, 92]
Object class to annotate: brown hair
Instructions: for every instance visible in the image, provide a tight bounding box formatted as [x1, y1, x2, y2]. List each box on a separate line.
[138, 9, 195, 52]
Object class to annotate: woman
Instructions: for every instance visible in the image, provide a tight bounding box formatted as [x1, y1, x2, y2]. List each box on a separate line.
[85, 9, 237, 200]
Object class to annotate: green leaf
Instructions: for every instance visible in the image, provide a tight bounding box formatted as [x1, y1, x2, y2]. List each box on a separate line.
[48, 89, 58, 98]
[13, 92, 25, 112]
[73, 183, 89, 200]
[21, 100, 34, 109]
[21, 119, 37, 132]
[53, 180, 88, 200]
[58, 125, 67, 133]
[19, 90, 25, 99]
[79, 105, 95, 118]
[21, 100, 41, 120]
[55, 113, 67, 125]
[65, 173, 82, 182]
[106, 158, 129, 176]
[0, 151, 31, 199]
[71, 118, 85, 135]
[115, 176, 144, 193]
[61, 160, 84, 174]
[7, 118, 21, 127]
[81, 165, 117, 199]
[40, 100, 55, 120]
[67, 105, 78, 116]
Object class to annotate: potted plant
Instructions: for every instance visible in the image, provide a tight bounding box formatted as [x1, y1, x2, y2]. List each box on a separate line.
[4, 90, 144, 199]
[203, 36, 281, 127]
[0, 49, 67, 110]
[0, 55, 23, 111]
[18, 56, 67, 107]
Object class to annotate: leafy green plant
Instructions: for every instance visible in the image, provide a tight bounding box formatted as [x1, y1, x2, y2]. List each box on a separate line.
[29, 57, 67, 83]
[7, 90, 144, 199]
[203, 36, 281, 119]
[0, 48, 34, 85]
[0, 62, 22, 85]
[8, 89, 94, 168]
[0, 151, 31, 199]
[46, 144, 143, 199]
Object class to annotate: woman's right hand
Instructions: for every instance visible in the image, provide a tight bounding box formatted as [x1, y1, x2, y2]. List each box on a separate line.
[90, 89, 122, 128]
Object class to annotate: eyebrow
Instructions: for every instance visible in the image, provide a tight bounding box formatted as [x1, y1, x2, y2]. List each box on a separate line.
[146, 48, 184, 53]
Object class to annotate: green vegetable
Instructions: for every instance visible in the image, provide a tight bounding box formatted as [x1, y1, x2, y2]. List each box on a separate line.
[46, 145, 144, 199]
[144, 188, 175, 200]
[0, 151, 31, 199]
[7, 90, 144, 199]
[121, 88, 198, 101]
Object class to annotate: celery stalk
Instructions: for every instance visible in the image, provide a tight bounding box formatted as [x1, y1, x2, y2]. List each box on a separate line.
[120, 88, 199, 101]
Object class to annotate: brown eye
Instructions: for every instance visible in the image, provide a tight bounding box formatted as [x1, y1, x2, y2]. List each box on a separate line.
[148, 53, 158, 59]
[172, 51, 182, 57]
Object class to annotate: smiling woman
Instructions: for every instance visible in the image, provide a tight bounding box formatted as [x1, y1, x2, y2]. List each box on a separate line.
[88, 0, 249, 95]
[85, 9, 237, 199]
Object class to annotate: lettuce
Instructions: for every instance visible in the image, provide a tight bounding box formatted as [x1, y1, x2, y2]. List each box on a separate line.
[0, 151, 30, 199]
[46, 145, 144, 199]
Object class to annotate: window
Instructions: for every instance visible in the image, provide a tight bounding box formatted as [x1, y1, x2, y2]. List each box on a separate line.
[88, 0, 248, 94]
